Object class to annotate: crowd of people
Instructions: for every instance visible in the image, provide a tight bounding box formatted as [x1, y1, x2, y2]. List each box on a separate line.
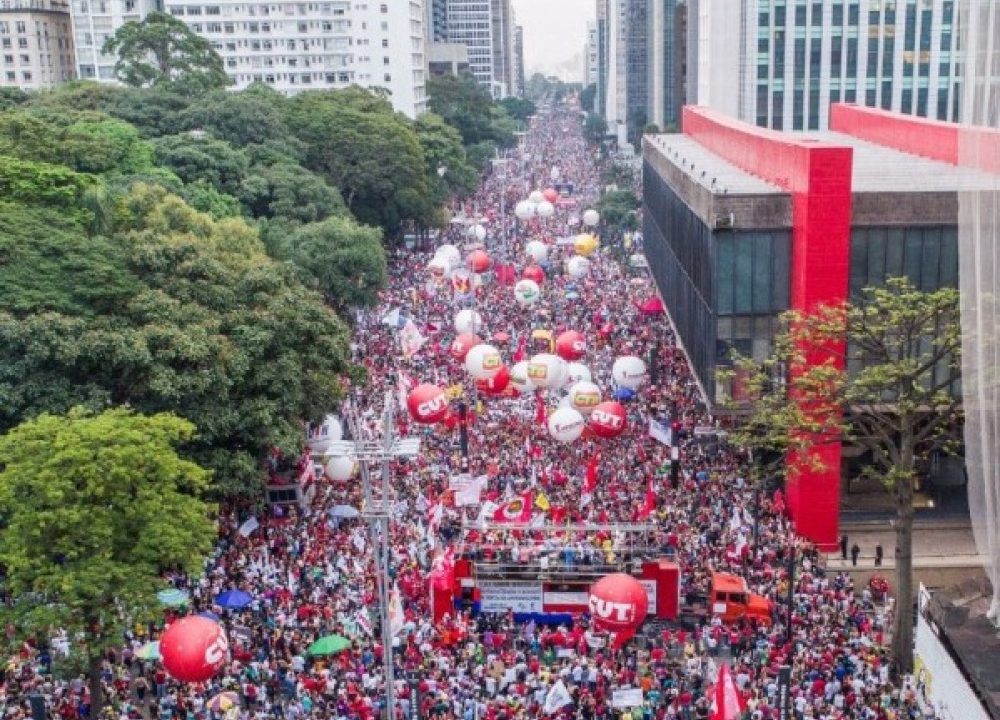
[0, 101, 933, 720]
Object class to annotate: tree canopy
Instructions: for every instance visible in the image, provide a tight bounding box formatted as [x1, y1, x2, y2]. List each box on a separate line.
[0, 408, 216, 717]
[427, 73, 517, 160]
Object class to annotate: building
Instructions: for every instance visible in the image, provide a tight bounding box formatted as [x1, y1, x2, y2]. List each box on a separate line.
[640, 103, 998, 547]
[692, 0, 962, 131]
[603, 0, 627, 145]
[163, 0, 427, 117]
[647, 0, 686, 131]
[70, 0, 156, 83]
[489, 0, 513, 97]
[595, 0, 608, 116]
[584, 20, 598, 90]
[444, 0, 511, 97]
[427, 40, 468, 77]
[624, 0, 647, 145]
[512, 22, 522, 96]
[426, 0, 446, 41]
[0, 0, 76, 88]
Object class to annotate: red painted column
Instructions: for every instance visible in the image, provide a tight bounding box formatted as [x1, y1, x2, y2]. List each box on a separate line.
[682, 107, 853, 550]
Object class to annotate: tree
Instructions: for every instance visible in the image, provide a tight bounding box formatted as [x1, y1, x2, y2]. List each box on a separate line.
[274, 217, 387, 309]
[0, 86, 27, 109]
[584, 113, 608, 145]
[595, 189, 641, 235]
[175, 85, 289, 148]
[237, 162, 347, 224]
[724, 277, 961, 675]
[151, 132, 250, 195]
[0, 407, 216, 718]
[102, 11, 229, 92]
[580, 83, 597, 113]
[413, 113, 478, 206]
[284, 89, 432, 234]
[499, 96, 536, 124]
[426, 73, 516, 151]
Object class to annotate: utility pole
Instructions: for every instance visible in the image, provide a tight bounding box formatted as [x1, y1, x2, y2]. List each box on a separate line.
[329, 391, 421, 720]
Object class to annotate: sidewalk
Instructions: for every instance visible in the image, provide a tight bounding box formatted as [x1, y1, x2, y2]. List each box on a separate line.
[825, 522, 983, 572]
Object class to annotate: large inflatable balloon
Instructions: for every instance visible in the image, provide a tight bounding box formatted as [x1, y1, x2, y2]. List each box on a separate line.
[574, 233, 599, 257]
[509, 361, 535, 394]
[454, 309, 483, 335]
[555, 330, 587, 361]
[450, 333, 481, 362]
[468, 224, 487, 242]
[515, 200, 536, 221]
[514, 279, 541, 306]
[528, 190, 544, 204]
[547, 406, 585, 444]
[525, 240, 548, 263]
[522, 264, 545, 284]
[565, 362, 592, 385]
[568, 381, 602, 414]
[428, 255, 451, 278]
[325, 455, 356, 481]
[566, 255, 591, 279]
[467, 250, 491, 273]
[612, 356, 647, 389]
[583, 209, 601, 227]
[588, 401, 628, 438]
[435, 244, 461, 267]
[588, 574, 648, 635]
[306, 414, 343, 454]
[543, 188, 559, 203]
[160, 616, 229, 683]
[407, 383, 449, 424]
[527, 353, 567, 389]
[475, 365, 510, 395]
[465, 344, 502, 380]
[535, 200, 555, 218]
[550, 166, 561, 180]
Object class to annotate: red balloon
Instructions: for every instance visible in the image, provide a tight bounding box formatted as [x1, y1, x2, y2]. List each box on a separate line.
[523, 265, 545, 284]
[588, 573, 648, 634]
[543, 188, 559, 203]
[475, 365, 510, 395]
[588, 401, 628, 438]
[555, 330, 587, 361]
[160, 616, 229, 683]
[407, 384, 449, 424]
[467, 250, 491, 273]
[450, 333, 481, 361]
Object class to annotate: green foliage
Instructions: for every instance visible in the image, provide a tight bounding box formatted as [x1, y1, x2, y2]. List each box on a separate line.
[182, 179, 243, 219]
[0, 407, 215, 714]
[103, 11, 229, 92]
[499, 96, 536, 123]
[579, 83, 597, 112]
[427, 73, 516, 151]
[284, 89, 432, 234]
[0, 155, 97, 217]
[584, 113, 608, 144]
[238, 162, 347, 224]
[0, 184, 353, 495]
[152, 132, 249, 195]
[175, 85, 289, 147]
[414, 113, 478, 204]
[273, 217, 386, 309]
[596, 189, 641, 235]
[0, 86, 27, 109]
[523, 73, 568, 103]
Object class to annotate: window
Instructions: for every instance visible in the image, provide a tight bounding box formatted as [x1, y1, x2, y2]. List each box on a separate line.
[383, 72, 390, 82]
[15, 21, 25, 33]
[381, 38, 388, 47]
[383, 55, 389, 65]
[379, 2, 386, 11]
[1, 39, 8, 48]
[2, 54, 11, 63]
[4, 71, 13, 81]
[21, 70, 31, 81]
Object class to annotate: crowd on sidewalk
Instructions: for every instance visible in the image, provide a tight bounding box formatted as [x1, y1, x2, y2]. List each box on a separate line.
[0, 103, 932, 720]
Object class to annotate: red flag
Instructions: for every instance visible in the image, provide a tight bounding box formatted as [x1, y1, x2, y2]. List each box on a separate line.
[429, 548, 455, 591]
[584, 455, 598, 493]
[637, 479, 657, 520]
[494, 491, 533, 523]
[534, 391, 547, 426]
[710, 664, 746, 720]
[513, 335, 527, 363]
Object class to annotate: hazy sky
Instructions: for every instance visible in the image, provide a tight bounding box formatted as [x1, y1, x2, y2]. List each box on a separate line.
[511, 0, 596, 82]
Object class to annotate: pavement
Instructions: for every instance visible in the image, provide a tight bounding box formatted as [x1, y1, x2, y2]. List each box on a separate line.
[824, 518, 983, 572]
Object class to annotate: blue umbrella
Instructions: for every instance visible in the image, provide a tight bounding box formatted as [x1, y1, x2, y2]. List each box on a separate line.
[612, 387, 636, 401]
[197, 610, 221, 622]
[214, 590, 253, 610]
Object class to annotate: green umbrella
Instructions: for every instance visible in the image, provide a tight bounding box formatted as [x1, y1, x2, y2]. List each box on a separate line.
[156, 588, 190, 607]
[135, 641, 160, 661]
[307, 634, 351, 656]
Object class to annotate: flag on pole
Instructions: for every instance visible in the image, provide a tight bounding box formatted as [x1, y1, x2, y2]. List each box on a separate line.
[584, 455, 598, 493]
[397, 370, 413, 412]
[543, 680, 573, 714]
[400, 319, 426, 359]
[535, 491, 550, 511]
[710, 664, 745, 720]
[493, 491, 534, 523]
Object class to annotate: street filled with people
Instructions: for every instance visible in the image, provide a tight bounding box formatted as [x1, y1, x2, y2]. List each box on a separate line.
[0, 103, 930, 720]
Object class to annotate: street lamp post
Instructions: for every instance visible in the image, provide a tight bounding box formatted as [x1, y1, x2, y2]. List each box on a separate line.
[327, 391, 421, 720]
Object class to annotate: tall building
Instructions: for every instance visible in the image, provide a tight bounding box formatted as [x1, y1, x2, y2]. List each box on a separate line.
[694, 0, 962, 131]
[512, 22, 523, 96]
[584, 20, 598, 90]
[426, 0, 446, 41]
[595, 0, 608, 115]
[0, 0, 76, 88]
[427, 41, 468, 77]
[604, 0, 627, 145]
[70, 0, 158, 82]
[647, 0, 686, 131]
[624, 0, 648, 143]
[444, 0, 512, 97]
[163, 0, 427, 117]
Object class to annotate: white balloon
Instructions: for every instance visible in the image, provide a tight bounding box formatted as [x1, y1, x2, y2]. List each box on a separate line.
[306, 414, 343, 453]
[566, 256, 591, 279]
[436, 244, 461, 266]
[535, 200, 555, 218]
[525, 240, 548, 263]
[528, 353, 567, 389]
[509, 361, 535, 394]
[547, 407, 585, 444]
[583, 209, 600, 227]
[612, 355, 647, 389]
[550, 166, 561, 180]
[325, 455, 355, 482]
[465, 343, 502, 379]
[454, 308, 483, 334]
[515, 200, 537, 221]
[428, 255, 451, 277]
[568, 381, 602, 414]
[514, 279, 541, 306]
[528, 190, 544, 204]
[469, 224, 487, 241]
[565, 362, 592, 386]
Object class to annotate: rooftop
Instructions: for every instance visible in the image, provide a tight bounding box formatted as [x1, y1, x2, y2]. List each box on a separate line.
[644, 134, 783, 196]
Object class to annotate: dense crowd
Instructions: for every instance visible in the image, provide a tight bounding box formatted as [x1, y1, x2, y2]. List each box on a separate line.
[0, 103, 932, 720]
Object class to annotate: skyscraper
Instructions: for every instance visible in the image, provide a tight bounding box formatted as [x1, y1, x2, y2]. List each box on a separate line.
[646, 0, 686, 131]
[0, 0, 76, 88]
[625, 0, 648, 144]
[693, 0, 962, 131]
[70, 0, 158, 82]
[162, 0, 427, 117]
[426, 0, 447, 41]
[443, 0, 513, 97]
[585, 20, 598, 90]
[513, 23, 523, 96]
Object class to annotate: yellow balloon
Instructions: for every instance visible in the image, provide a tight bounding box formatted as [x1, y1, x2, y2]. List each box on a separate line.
[574, 233, 599, 257]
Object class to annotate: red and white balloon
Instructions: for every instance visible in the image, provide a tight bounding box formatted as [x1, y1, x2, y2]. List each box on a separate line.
[588, 574, 648, 634]
[527, 353, 567, 389]
[514, 279, 541, 306]
[509, 361, 535, 394]
[407, 384, 449, 424]
[555, 330, 587, 361]
[450, 333, 480, 361]
[612, 356, 647, 389]
[588, 401, 628, 439]
[547, 406, 585, 444]
[465, 344, 503, 380]
[160, 616, 229, 683]
[467, 250, 491, 273]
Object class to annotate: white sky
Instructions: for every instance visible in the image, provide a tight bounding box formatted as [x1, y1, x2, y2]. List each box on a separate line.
[511, 0, 596, 82]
